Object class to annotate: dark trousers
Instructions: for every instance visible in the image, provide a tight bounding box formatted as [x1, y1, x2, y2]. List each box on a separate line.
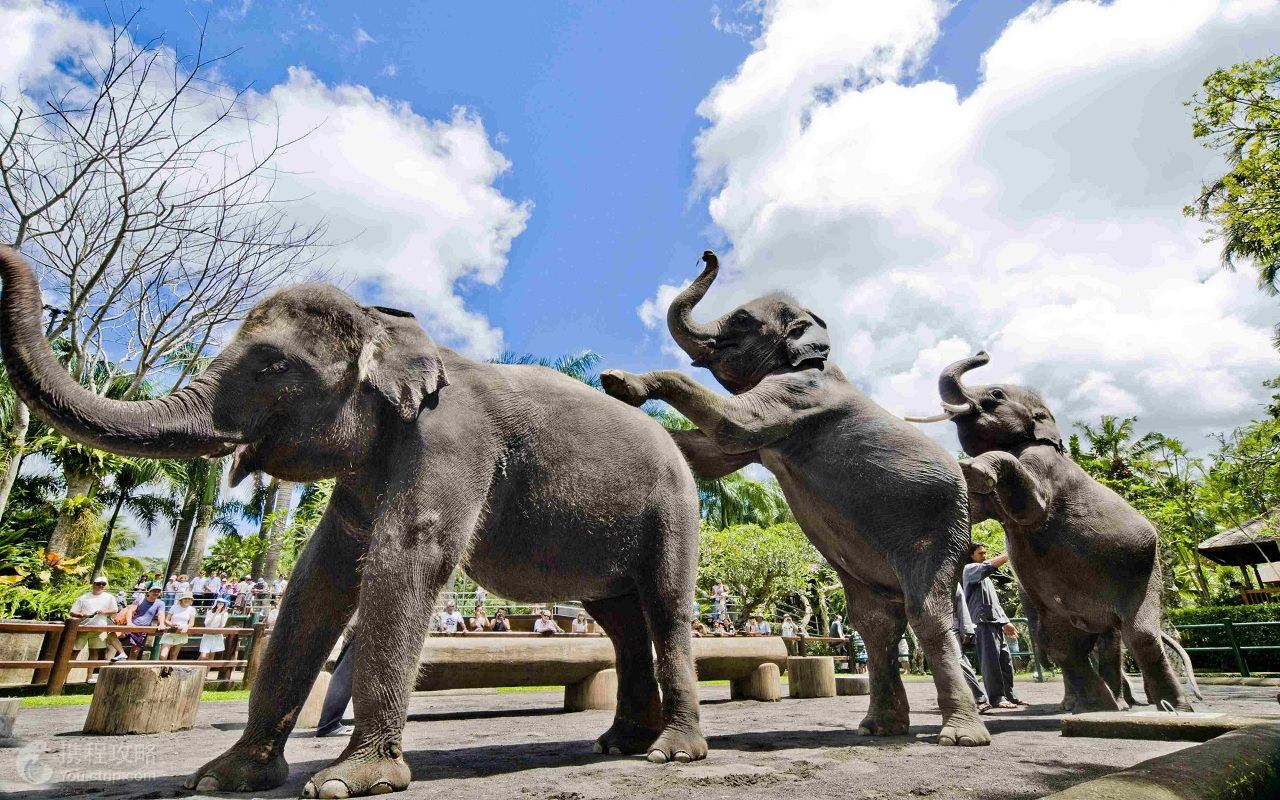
[954, 631, 986, 704]
[317, 641, 354, 734]
[975, 622, 1017, 704]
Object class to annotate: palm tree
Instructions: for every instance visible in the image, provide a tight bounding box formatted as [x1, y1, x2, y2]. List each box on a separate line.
[180, 458, 231, 576]
[1074, 416, 1164, 482]
[256, 478, 297, 581]
[91, 457, 175, 577]
[699, 472, 793, 529]
[491, 350, 603, 388]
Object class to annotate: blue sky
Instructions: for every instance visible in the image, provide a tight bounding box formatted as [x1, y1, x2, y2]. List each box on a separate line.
[62, 0, 1034, 372]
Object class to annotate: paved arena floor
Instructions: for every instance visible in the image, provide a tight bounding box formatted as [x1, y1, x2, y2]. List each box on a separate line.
[3, 679, 1277, 799]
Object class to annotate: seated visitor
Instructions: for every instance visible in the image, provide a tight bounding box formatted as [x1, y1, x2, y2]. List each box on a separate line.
[571, 610, 590, 633]
[533, 609, 562, 634]
[122, 586, 166, 658]
[491, 608, 512, 632]
[470, 604, 490, 631]
[440, 601, 466, 634]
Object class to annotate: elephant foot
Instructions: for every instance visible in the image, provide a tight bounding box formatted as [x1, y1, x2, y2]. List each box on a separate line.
[645, 725, 708, 764]
[958, 458, 997, 494]
[302, 755, 411, 798]
[600, 370, 648, 407]
[592, 718, 661, 756]
[1068, 694, 1123, 714]
[938, 714, 990, 747]
[856, 712, 909, 737]
[183, 745, 289, 793]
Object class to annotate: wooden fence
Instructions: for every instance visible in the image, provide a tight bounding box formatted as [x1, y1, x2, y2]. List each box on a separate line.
[0, 618, 266, 695]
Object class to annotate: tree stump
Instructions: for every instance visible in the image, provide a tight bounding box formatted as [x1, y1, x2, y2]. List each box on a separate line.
[296, 670, 332, 729]
[83, 664, 208, 735]
[564, 668, 617, 712]
[0, 697, 18, 739]
[787, 656, 836, 698]
[835, 674, 869, 696]
[730, 662, 782, 701]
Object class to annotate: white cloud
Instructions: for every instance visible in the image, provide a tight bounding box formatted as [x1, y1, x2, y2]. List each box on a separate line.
[666, 0, 1280, 449]
[381, 63, 398, 78]
[1, 0, 528, 358]
[353, 26, 375, 50]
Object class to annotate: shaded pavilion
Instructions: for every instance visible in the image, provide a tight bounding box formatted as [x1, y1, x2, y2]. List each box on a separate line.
[1198, 516, 1280, 604]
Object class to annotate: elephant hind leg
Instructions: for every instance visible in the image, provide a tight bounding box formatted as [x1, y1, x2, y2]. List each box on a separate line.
[844, 584, 910, 737]
[908, 579, 989, 746]
[1122, 620, 1190, 711]
[584, 592, 663, 755]
[1095, 630, 1133, 711]
[635, 531, 706, 764]
[1047, 626, 1119, 713]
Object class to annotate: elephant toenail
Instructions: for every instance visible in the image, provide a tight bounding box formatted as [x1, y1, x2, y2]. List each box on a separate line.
[608, 746, 622, 755]
[196, 776, 222, 792]
[302, 781, 319, 798]
[673, 751, 692, 763]
[319, 779, 351, 798]
[592, 742, 604, 754]
[369, 782, 395, 794]
[647, 750, 669, 764]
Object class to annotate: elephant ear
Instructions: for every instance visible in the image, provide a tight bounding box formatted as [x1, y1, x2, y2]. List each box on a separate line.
[363, 306, 449, 423]
[785, 309, 831, 367]
[1029, 397, 1064, 452]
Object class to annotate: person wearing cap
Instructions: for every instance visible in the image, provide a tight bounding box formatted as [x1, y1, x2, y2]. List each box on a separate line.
[780, 614, 798, 638]
[122, 585, 167, 658]
[70, 577, 126, 679]
[161, 592, 198, 659]
[746, 613, 771, 636]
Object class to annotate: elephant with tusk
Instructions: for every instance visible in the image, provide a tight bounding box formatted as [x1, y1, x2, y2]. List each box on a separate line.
[602, 250, 990, 747]
[909, 351, 1201, 712]
[0, 246, 708, 797]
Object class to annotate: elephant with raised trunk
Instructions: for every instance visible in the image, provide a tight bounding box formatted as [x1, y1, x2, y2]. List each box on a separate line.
[602, 250, 989, 747]
[909, 351, 1200, 712]
[0, 246, 707, 798]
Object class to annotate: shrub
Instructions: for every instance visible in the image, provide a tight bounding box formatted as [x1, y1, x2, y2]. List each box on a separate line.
[1167, 603, 1280, 673]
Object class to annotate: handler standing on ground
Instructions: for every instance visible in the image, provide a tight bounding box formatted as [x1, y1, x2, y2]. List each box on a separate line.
[963, 543, 1025, 709]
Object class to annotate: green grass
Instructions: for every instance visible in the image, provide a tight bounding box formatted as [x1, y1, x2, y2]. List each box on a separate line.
[21, 688, 251, 707]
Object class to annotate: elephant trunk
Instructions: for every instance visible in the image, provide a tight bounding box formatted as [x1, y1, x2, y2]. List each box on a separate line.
[938, 351, 990, 411]
[0, 246, 240, 459]
[667, 250, 726, 366]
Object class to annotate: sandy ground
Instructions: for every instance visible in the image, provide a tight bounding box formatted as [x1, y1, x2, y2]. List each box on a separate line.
[2, 679, 1278, 800]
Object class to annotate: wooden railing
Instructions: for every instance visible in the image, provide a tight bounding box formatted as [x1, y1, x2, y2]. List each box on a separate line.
[0, 618, 266, 695]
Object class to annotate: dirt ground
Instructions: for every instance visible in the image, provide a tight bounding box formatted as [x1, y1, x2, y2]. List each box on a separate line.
[2, 679, 1278, 800]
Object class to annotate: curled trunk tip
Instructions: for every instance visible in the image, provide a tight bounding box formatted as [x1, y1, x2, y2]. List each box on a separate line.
[666, 250, 724, 364]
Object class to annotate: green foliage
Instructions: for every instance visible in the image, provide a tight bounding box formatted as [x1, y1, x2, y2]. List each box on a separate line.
[204, 534, 267, 578]
[1167, 603, 1280, 672]
[697, 522, 825, 620]
[492, 350, 603, 389]
[1186, 56, 1280, 309]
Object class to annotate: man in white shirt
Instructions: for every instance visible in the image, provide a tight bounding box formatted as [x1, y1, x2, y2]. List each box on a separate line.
[747, 613, 771, 636]
[70, 577, 126, 680]
[440, 601, 466, 634]
[533, 609, 562, 634]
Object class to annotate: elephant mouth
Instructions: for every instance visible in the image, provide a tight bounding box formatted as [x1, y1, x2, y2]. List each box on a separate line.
[228, 441, 263, 487]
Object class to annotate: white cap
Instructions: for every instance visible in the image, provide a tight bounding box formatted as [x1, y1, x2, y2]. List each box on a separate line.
[92, 576, 108, 585]
[178, 592, 195, 602]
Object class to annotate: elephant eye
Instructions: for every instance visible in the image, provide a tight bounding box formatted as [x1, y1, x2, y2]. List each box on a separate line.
[258, 361, 290, 376]
[786, 320, 811, 338]
[990, 389, 1006, 401]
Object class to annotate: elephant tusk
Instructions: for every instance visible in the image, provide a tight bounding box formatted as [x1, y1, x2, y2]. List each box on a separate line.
[903, 411, 955, 424]
[941, 401, 974, 414]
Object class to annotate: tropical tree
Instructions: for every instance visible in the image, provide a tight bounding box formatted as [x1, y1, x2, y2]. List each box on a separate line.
[1186, 56, 1280, 314]
[698, 471, 793, 529]
[697, 522, 823, 621]
[1071, 416, 1164, 489]
[91, 456, 173, 577]
[491, 350, 603, 388]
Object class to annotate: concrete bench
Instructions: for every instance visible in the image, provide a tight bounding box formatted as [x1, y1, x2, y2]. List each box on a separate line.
[411, 633, 788, 711]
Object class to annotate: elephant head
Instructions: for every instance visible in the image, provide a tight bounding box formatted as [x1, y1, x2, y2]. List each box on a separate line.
[906, 351, 1063, 455]
[667, 250, 831, 394]
[0, 246, 447, 486]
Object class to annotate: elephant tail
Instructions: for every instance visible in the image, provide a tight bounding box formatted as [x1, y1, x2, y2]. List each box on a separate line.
[1161, 630, 1203, 701]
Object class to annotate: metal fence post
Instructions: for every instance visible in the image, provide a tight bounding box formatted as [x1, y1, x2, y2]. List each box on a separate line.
[1222, 620, 1250, 677]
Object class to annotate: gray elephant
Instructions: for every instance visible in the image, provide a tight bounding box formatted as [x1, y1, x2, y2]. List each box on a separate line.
[602, 251, 989, 747]
[0, 247, 706, 798]
[910, 352, 1199, 712]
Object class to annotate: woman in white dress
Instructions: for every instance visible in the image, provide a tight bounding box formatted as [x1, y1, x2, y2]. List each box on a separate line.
[161, 592, 198, 660]
[199, 597, 230, 660]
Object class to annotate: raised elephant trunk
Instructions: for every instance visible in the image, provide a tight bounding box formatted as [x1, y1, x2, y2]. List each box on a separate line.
[903, 351, 988, 423]
[666, 250, 726, 366]
[0, 246, 240, 458]
[938, 351, 990, 410]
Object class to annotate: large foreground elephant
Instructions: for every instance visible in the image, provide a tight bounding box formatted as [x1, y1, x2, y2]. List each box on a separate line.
[602, 251, 989, 747]
[910, 352, 1199, 712]
[0, 247, 706, 797]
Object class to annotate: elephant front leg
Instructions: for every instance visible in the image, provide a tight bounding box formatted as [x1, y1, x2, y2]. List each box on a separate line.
[960, 452, 1051, 528]
[303, 489, 480, 798]
[186, 504, 367, 792]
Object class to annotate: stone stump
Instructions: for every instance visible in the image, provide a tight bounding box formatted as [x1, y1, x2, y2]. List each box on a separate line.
[564, 668, 617, 712]
[835, 674, 869, 696]
[0, 697, 18, 739]
[787, 656, 836, 699]
[296, 670, 333, 729]
[730, 662, 782, 701]
[83, 663, 207, 734]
